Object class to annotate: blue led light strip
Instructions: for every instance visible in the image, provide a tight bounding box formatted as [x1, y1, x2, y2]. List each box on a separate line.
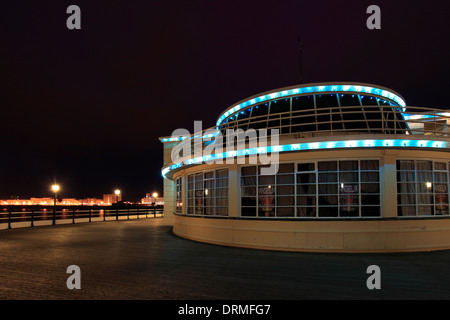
[161, 131, 219, 143]
[161, 139, 449, 178]
[216, 84, 406, 128]
[403, 113, 450, 121]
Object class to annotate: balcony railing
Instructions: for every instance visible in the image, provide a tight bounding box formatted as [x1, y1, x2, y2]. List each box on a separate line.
[220, 105, 450, 137]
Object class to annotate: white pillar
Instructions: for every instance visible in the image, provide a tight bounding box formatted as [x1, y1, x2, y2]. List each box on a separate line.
[382, 150, 398, 218]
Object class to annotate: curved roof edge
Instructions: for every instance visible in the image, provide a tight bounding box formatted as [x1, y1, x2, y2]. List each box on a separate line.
[216, 82, 406, 128]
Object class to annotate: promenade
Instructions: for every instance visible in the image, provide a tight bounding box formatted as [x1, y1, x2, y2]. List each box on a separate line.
[1, 218, 450, 300]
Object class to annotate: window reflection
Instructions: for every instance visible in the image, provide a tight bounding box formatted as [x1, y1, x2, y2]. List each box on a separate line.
[186, 169, 229, 216]
[397, 160, 449, 216]
[241, 160, 381, 218]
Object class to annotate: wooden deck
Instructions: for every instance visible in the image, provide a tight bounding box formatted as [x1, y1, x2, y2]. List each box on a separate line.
[1, 217, 450, 299]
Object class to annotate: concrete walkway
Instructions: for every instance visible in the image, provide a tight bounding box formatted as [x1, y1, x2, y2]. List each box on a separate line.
[1, 218, 450, 300]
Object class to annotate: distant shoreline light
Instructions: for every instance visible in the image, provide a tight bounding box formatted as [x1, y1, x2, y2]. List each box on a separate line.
[0, 199, 113, 206]
[0, 196, 164, 206]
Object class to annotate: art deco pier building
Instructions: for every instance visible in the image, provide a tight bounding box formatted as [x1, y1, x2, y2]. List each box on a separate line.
[160, 82, 450, 252]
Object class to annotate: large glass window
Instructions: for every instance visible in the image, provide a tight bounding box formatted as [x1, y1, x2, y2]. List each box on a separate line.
[224, 93, 403, 135]
[215, 169, 229, 216]
[338, 94, 367, 131]
[186, 169, 229, 216]
[249, 104, 269, 130]
[397, 160, 449, 216]
[269, 99, 290, 114]
[315, 94, 338, 132]
[175, 177, 183, 214]
[240, 160, 381, 218]
[291, 95, 315, 133]
[317, 160, 380, 217]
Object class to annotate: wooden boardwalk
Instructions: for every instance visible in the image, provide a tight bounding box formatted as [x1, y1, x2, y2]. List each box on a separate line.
[1, 217, 450, 300]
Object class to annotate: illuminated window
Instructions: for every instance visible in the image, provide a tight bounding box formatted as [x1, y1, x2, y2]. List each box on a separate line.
[240, 160, 380, 218]
[175, 177, 183, 213]
[186, 169, 228, 216]
[397, 160, 449, 216]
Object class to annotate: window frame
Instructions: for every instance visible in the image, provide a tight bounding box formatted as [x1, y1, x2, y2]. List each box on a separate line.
[186, 168, 229, 217]
[397, 159, 450, 217]
[239, 159, 382, 219]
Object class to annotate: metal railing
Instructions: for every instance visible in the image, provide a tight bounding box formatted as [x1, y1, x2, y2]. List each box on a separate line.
[0, 206, 164, 230]
[170, 105, 450, 163]
[221, 105, 450, 137]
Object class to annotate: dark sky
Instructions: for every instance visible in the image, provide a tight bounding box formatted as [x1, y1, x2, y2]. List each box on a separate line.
[1, 0, 449, 201]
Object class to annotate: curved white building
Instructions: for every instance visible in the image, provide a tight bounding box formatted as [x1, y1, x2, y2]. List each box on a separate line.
[160, 82, 450, 252]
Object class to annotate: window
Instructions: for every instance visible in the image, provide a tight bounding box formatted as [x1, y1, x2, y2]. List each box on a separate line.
[248, 104, 269, 130]
[359, 95, 378, 106]
[339, 94, 361, 107]
[397, 160, 449, 216]
[215, 169, 229, 216]
[186, 169, 229, 216]
[315, 94, 338, 108]
[297, 162, 317, 217]
[240, 160, 381, 218]
[175, 177, 183, 213]
[338, 94, 367, 131]
[315, 94, 338, 131]
[291, 96, 315, 133]
[241, 166, 257, 217]
[269, 99, 290, 114]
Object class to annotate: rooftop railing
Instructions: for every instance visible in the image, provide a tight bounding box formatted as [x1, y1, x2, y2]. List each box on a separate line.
[220, 105, 450, 137]
[168, 106, 449, 161]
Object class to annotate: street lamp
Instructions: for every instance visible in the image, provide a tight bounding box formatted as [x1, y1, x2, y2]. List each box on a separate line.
[152, 192, 158, 205]
[51, 184, 60, 225]
[152, 192, 158, 215]
[115, 189, 121, 220]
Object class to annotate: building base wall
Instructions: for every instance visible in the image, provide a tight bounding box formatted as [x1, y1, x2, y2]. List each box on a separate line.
[173, 214, 450, 253]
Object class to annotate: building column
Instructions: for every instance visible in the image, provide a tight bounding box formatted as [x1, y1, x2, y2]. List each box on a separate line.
[382, 150, 398, 218]
[228, 164, 239, 218]
[163, 178, 176, 225]
[162, 140, 178, 226]
[181, 175, 186, 215]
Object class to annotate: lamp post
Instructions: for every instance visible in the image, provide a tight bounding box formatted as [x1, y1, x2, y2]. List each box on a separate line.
[152, 192, 158, 215]
[115, 189, 121, 220]
[51, 184, 60, 225]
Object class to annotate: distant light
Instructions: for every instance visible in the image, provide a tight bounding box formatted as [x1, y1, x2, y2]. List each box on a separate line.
[426, 182, 432, 189]
[115, 189, 121, 196]
[152, 192, 158, 198]
[51, 184, 60, 192]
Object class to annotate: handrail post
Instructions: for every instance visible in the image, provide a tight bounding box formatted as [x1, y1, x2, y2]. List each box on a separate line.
[31, 209, 34, 227]
[137, 207, 139, 219]
[89, 210, 92, 222]
[72, 209, 75, 224]
[330, 107, 332, 134]
[8, 209, 11, 229]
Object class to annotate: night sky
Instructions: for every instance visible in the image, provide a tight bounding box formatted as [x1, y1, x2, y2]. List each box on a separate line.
[1, 0, 449, 202]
